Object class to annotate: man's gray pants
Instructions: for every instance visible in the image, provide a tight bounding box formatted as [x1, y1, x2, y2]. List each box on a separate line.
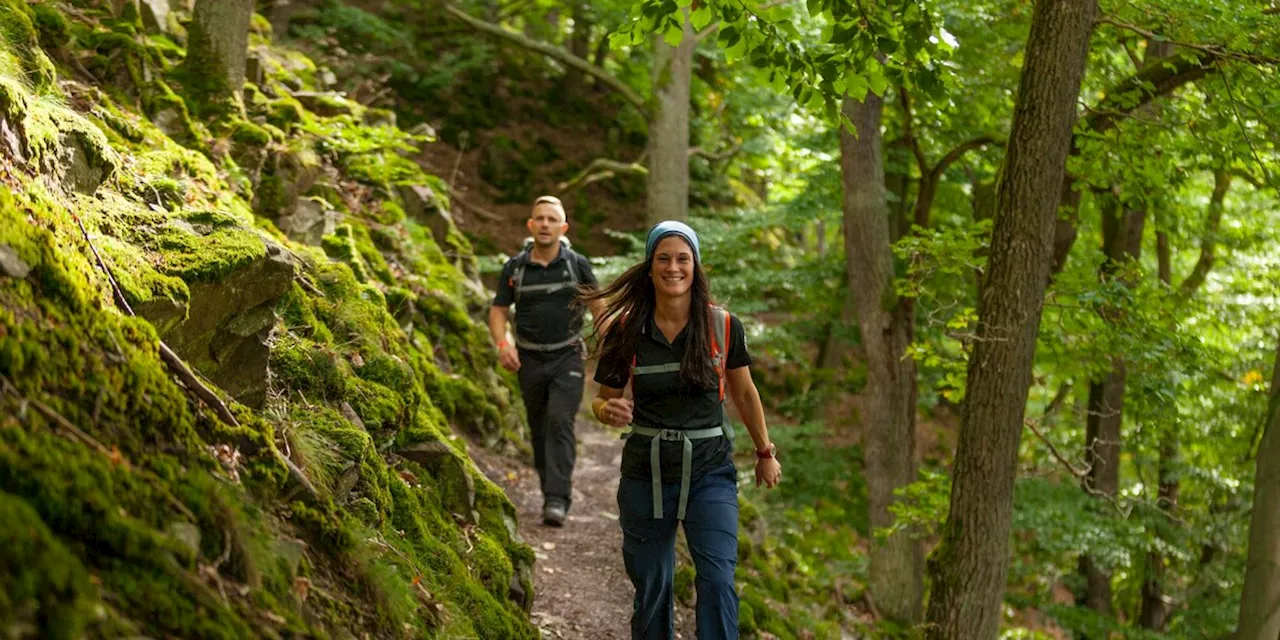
[516, 347, 584, 508]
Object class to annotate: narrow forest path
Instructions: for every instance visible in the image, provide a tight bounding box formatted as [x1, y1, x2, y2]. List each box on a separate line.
[471, 418, 702, 639]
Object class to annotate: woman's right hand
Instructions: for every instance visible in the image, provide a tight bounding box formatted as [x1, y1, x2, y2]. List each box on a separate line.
[601, 398, 634, 428]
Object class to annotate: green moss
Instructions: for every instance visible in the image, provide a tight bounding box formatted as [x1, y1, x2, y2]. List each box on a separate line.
[0, 9, 538, 636]
[349, 222, 394, 284]
[249, 12, 273, 37]
[0, 0, 56, 91]
[266, 96, 306, 130]
[322, 223, 372, 282]
[674, 564, 695, 606]
[29, 2, 70, 49]
[0, 491, 96, 638]
[230, 119, 272, 146]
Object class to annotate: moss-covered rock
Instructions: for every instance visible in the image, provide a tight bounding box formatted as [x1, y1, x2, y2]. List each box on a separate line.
[0, 4, 537, 638]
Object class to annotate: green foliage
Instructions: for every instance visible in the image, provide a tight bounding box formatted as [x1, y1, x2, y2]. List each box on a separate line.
[613, 0, 946, 127]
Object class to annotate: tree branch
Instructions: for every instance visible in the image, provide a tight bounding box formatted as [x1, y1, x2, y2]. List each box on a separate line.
[1079, 48, 1216, 138]
[442, 4, 647, 114]
[556, 155, 648, 194]
[688, 142, 741, 162]
[896, 85, 928, 177]
[912, 136, 1000, 229]
[1229, 167, 1266, 190]
[1053, 48, 1217, 275]
[1095, 16, 1280, 65]
[929, 136, 1002, 183]
[1178, 168, 1231, 295]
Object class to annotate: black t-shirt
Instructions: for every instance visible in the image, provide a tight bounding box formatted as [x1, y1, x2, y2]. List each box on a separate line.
[493, 248, 598, 352]
[594, 311, 752, 483]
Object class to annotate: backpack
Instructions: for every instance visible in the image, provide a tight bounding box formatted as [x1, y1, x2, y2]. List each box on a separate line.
[509, 237, 579, 305]
[629, 305, 731, 403]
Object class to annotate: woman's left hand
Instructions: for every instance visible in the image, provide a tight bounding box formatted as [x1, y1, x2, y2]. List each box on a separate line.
[755, 457, 781, 488]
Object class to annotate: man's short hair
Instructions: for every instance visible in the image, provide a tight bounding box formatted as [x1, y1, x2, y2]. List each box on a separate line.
[531, 195, 566, 221]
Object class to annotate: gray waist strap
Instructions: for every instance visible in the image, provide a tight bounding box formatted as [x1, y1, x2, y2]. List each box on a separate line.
[625, 425, 731, 520]
[516, 336, 581, 352]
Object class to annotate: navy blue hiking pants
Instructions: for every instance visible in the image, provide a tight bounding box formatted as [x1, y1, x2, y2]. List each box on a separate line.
[618, 461, 739, 640]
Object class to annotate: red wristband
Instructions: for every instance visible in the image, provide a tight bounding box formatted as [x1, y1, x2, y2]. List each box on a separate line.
[497, 340, 509, 350]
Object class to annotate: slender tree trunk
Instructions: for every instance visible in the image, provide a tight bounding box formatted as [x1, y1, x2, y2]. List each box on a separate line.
[1079, 201, 1146, 614]
[1138, 429, 1180, 629]
[884, 138, 913, 241]
[840, 95, 924, 623]
[183, 0, 255, 108]
[562, 2, 591, 97]
[1237, 342, 1280, 640]
[1156, 230, 1171, 285]
[1141, 215, 1178, 631]
[646, 8, 694, 224]
[923, 0, 1098, 637]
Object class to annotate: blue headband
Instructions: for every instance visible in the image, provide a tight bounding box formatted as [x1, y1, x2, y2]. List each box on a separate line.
[645, 220, 700, 262]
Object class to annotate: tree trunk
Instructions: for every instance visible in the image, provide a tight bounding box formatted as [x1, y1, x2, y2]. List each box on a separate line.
[923, 0, 1098, 637]
[1156, 230, 1171, 285]
[1236, 342, 1280, 640]
[646, 8, 694, 224]
[1079, 200, 1146, 614]
[183, 0, 255, 108]
[1138, 428, 1180, 630]
[1141, 216, 1178, 631]
[840, 95, 924, 623]
[562, 2, 591, 97]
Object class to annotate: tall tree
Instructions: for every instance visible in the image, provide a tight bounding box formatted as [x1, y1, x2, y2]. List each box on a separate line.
[923, 0, 1098, 636]
[1140, 166, 1232, 629]
[1078, 197, 1146, 613]
[646, 8, 695, 224]
[1237, 341, 1280, 640]
[443, 3, 693, 224]
[182, 0, 255, 109]
[840, 93, 923, 622]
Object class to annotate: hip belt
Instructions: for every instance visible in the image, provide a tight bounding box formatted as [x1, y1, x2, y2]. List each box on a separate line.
[516, 336, 581, 352]
[623, 424, 733, 520]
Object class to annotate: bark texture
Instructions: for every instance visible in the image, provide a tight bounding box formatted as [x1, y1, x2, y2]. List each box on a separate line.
[646, 8, 694, 224]
[923, 0, 1098, 637]
[183, 0, 255, 105]
[1237, 342, 1280, 640]
[840, 95, 923, 623]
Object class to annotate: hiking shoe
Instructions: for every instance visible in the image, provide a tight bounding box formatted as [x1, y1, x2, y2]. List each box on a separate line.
[542, 501, 567, 527]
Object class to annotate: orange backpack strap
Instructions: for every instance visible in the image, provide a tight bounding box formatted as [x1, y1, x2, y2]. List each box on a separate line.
[708, 305, 729, 402]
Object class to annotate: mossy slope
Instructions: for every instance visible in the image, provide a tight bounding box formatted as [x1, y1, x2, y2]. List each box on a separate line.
[0, 1, 534, 637]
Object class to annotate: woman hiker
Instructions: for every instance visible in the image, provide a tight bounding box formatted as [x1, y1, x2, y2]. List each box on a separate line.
[584, 220, 781, 639]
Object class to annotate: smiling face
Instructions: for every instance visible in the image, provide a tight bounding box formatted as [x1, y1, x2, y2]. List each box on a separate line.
[649, 235, 696, 300]
[527, 202, 568, 249]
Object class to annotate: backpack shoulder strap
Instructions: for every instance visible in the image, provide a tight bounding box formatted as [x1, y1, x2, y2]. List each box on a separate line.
[562, 248, 580, 287]
[511, 250, 531, 304]
[708, 305, 729, 401]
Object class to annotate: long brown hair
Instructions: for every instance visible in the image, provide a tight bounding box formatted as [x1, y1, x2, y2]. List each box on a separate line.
[581, 246, 719, 390]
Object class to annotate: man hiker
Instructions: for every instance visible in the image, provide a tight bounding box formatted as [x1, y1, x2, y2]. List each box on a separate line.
[489, 195, 602, 526]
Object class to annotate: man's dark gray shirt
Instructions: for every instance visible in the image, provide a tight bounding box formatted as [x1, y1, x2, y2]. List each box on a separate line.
[493, 248, 598, 350]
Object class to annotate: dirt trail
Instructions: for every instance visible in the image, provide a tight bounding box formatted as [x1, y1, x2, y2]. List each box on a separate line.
[471, 418, 700, 639]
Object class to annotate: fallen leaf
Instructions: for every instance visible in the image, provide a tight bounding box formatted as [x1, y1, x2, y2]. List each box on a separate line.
[542, 542, 556, 550]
